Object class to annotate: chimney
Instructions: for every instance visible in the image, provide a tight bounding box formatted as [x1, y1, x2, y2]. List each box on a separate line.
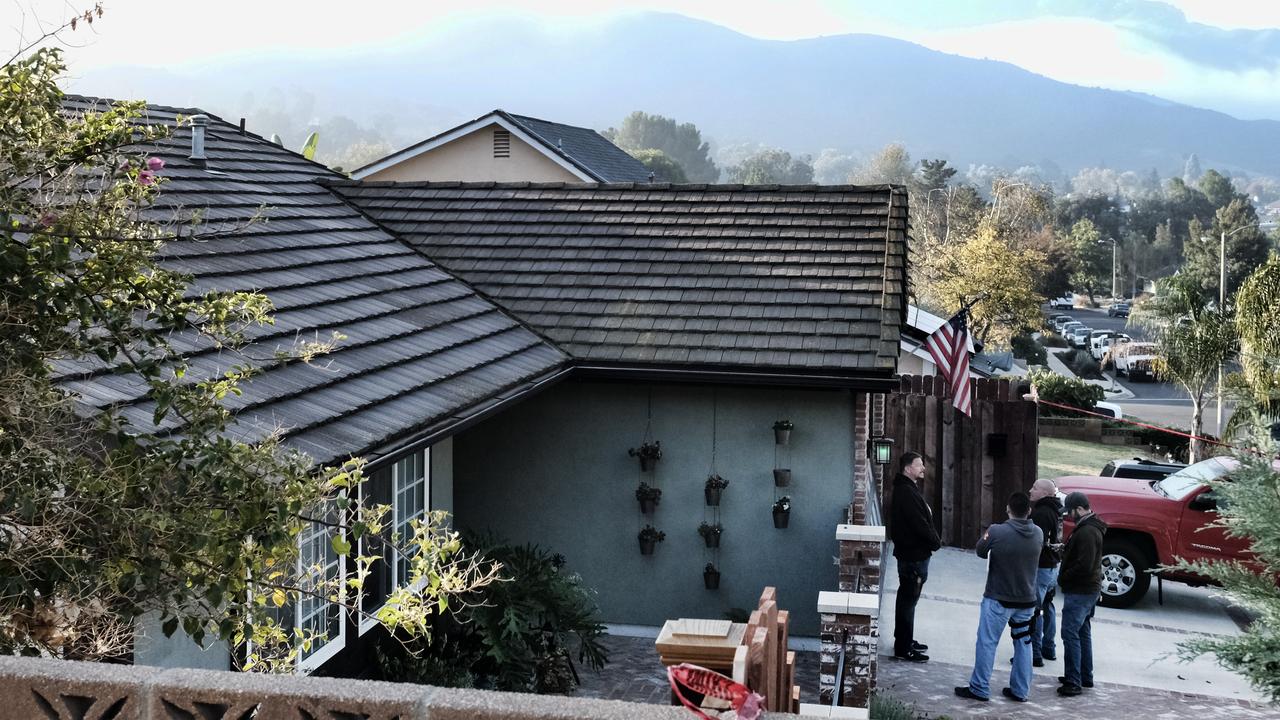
[189, 114, 209, 168]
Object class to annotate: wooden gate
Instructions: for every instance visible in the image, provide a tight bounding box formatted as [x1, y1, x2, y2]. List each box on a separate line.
[882, 375, 1038, 549]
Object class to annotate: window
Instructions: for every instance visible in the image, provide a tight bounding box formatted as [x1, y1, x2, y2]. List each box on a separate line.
[295, 502, 345, 672]
[493, 129, 511, 158]
[359, 448, 430, 634]
[393, 450, 429, 587]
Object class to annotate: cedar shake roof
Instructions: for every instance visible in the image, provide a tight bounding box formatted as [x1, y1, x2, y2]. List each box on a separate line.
[52, 97, 570, 465]
[328, 181, 908, 375]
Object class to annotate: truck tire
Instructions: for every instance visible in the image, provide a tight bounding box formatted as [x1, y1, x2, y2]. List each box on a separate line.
[1098, 538, 1151, 608]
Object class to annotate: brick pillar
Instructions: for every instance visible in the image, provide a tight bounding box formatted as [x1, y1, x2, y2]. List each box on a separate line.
[836, 526, 885, 594]
[871, 391, 886, 498]
[818, 592, 879, 709]
[850, 393, 870, 525]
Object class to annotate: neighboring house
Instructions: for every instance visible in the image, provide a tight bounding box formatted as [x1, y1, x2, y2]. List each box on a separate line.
[61, 97, 908, 676]
[898, 305, 1004, 378]
[352, 109, 653, 183]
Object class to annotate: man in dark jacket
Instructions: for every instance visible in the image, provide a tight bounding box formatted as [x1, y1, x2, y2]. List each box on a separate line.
[890, 451, 941, 662]
[1028, 479, 1064, 666]
[1057, 491, 1107, 697]
[954, 492, 1043, 703]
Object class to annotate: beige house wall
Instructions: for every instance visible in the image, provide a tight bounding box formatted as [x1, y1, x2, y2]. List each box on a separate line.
[364, 123, 583, 182]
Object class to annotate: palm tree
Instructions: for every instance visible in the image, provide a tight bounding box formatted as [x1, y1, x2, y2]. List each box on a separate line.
[1133, 274, 1237, 461]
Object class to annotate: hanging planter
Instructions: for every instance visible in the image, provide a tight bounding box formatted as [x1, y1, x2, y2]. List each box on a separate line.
[629, 441, 662, 473]
[773, 420, 794, 446]
[698, 522, 723, 549]
[636, 483, 662, 514]
[638, 525, 666, 555]
[704, 474, 729, 506]
[772, 496, 792, 529]
[703, 563, 721, 590]
[772, 468, 792, 487]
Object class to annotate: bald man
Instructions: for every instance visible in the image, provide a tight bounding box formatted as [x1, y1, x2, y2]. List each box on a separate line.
[1028, 478, 1064, 665]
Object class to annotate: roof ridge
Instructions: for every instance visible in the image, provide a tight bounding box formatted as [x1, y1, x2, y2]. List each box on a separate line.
[322, 179, 907, 192]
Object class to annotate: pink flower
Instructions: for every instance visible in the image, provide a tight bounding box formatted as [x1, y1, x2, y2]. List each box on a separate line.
[138, 170, 155, 186]
[146, 157, 165, 171]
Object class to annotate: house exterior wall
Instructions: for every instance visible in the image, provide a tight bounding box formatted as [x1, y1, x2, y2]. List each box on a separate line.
[452, 381, 858, 636]
[363, 124, 583, 183]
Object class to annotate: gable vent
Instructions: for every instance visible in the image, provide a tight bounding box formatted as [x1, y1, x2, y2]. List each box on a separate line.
[493, 129, 511, 158]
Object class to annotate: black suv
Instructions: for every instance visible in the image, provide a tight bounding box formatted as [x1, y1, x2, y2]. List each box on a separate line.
[1107, 302, 1131, 318]
[1099, 457, 1186, 480]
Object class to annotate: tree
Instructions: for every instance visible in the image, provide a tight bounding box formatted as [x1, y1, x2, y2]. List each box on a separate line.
[627, 148, 687, 182]
[917, 159, 956, 192]
[0, 43, 496, 666]
[1227, 254, 1280, 439]
[1066, 218, 1111, 303]
[1134, 274, 1237, 461]
[725, 148, 813, 184]
[603, 111, 718, 182]
[927, 224, 1047, 348]
[1183, 153, 1203, 185]
[1172, 445, 1280, 701]
[812, 148, 858, 184]
[1184, 199, 1270, 301]
[849, 142, 912, 186]
[1198, 169, 1240, 210]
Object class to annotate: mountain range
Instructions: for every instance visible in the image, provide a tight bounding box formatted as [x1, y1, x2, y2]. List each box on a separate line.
[71, 12, 1280, 179]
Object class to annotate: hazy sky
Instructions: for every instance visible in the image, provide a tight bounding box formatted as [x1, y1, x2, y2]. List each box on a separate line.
[7, 0, 1280, 119]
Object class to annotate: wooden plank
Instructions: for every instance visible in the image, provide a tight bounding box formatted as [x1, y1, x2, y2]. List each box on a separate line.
[776, 611, 791, 711]
[959, 399, 978, 547]
[759, 587, 778, 609]
[759, 600, 779, 710]
[924, 393, 942, 542]
[980, 398, 996, 531]
[746, 628, 770, 705]
[940, 401, 956, 547]
[791, 683, 800, 714]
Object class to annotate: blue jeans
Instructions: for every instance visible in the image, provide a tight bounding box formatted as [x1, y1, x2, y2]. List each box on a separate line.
[1032, 567, 1059, 661]
[967, 597, 1036, 700]
[894, 558, 930, 655]
[1061, 593, 1098, 688]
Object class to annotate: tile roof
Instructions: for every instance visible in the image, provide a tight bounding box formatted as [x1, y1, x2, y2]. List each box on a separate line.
[501, 112, 652, 182]
[52, 97, 570, 466]
[328, 181, 908, 376]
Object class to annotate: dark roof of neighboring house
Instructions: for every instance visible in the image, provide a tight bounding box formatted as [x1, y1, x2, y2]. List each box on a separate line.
[502, 112, 651, 182]
[328, 181, 908, 377]
[352, 109, 652, 183]
[52, 97, 570, 466]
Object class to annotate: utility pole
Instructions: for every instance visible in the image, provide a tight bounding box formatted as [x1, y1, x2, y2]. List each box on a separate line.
[1111, 238, 1119, 299]
[1217, 230, 1225, 435]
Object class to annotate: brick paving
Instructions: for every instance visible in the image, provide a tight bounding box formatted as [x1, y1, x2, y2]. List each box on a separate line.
[572, 634, 1277, 719]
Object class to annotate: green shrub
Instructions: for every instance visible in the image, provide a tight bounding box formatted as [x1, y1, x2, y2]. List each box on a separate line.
[378, 538, 608, 694]
[1041, 331, 1069, 348]
[1011, 333, 1047, 366]
[1063, 349, 1103, 379]
[1028, 368, 1105, 415]
[870, 692, 920, 720]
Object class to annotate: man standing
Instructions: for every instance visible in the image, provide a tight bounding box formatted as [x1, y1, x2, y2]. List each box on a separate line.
[890, 451, 941, 662]
[955, 492, 1042, 703]
[1057, 491, 1107, 697]
[1028, 479, 1064, 666]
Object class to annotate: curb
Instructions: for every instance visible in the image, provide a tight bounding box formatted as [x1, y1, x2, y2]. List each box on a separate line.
[1046, 349, 1135, 400]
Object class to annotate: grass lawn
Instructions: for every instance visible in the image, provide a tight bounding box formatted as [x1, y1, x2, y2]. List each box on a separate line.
[1037, 435, 1120, 479]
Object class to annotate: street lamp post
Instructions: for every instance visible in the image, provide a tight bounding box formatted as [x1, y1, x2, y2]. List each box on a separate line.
[1203, 225, 1253, 434]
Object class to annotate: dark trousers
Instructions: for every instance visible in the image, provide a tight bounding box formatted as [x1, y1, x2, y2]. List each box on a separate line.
[894, 557, 930, 654]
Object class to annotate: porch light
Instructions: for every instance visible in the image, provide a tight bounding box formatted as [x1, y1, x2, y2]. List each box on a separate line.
[868, 437, 894, 466]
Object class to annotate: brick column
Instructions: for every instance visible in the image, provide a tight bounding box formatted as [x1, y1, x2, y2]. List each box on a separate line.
[836, 525, 884, 594]
[818, 591, 879, 710]
[850, 393, 870, 525]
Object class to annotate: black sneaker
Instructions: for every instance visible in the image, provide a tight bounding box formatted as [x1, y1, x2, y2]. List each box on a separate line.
[1042, 653, 1057, 661]
[1033, 658, 1045, 668]
[954, 686, 989, 702]
[912, 640, 929, 652]
[1001, 687, 1028, 703]
[1058, 676, 1094, 688]
[893, 649, 929, 663]
[1058, 684, 1083, 697]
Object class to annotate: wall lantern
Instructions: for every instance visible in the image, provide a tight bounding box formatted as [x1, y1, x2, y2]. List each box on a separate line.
[868, 436, 894, 466]
[986, 433, 1008, 458]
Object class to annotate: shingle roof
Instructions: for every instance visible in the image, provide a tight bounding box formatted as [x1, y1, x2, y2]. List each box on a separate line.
[352, 109, 652, 183]
[52, 97, 570, 466]
[500, 112, 652, 182]
[328, 181, 908, 376]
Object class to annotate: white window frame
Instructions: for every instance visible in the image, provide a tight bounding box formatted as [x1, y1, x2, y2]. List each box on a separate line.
[295, 506, 346, 674]
[359, 447, 432, 635]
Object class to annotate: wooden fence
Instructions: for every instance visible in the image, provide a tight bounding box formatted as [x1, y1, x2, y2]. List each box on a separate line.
[882, 376, 1039, 549]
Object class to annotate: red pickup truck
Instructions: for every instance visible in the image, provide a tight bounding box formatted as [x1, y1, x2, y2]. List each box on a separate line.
[1056, 457, 1256, 608]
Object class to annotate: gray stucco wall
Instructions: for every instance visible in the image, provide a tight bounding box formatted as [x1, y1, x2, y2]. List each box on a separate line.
[430, 436, 455, 516]
[452, 381, 855, 635]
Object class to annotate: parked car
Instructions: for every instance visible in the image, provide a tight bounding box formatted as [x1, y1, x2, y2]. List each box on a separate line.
[1057, 457, 1273, 607]
[1049, 294, 1075, 310]
[1047, 312, 1071, 327]
[1107, 302, 1131, 318]
[1114, 341, 1158, 380]
[1059, 321, 1084, 338]
[1053, 316, 1077, 333]
[1090, 330, 1128, 360]
[1100, 457, 1186, 480]
[1068, 326, 1092, 348]
[1093, 401, 1124, 419]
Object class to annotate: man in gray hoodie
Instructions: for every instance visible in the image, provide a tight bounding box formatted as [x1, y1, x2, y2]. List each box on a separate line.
[955, 492, 1043, 703]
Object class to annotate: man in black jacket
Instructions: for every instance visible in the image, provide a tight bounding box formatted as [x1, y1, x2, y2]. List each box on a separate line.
[890, 451, 941, 662]
[1028, 479, 1064, 666]
[1057, 491, 1107, 696]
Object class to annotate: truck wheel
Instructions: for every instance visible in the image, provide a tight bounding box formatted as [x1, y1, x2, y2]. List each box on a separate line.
[1098, 539, 1151, 608]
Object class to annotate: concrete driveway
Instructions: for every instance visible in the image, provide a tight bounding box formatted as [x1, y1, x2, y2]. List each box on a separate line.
[881, 547, 1266, 705]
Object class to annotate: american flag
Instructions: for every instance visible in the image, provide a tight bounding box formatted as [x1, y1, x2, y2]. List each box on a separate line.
[925, 311, 973, 416]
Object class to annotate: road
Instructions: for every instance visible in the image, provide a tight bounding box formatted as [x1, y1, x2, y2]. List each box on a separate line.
[1047, 306, 1232, 433]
